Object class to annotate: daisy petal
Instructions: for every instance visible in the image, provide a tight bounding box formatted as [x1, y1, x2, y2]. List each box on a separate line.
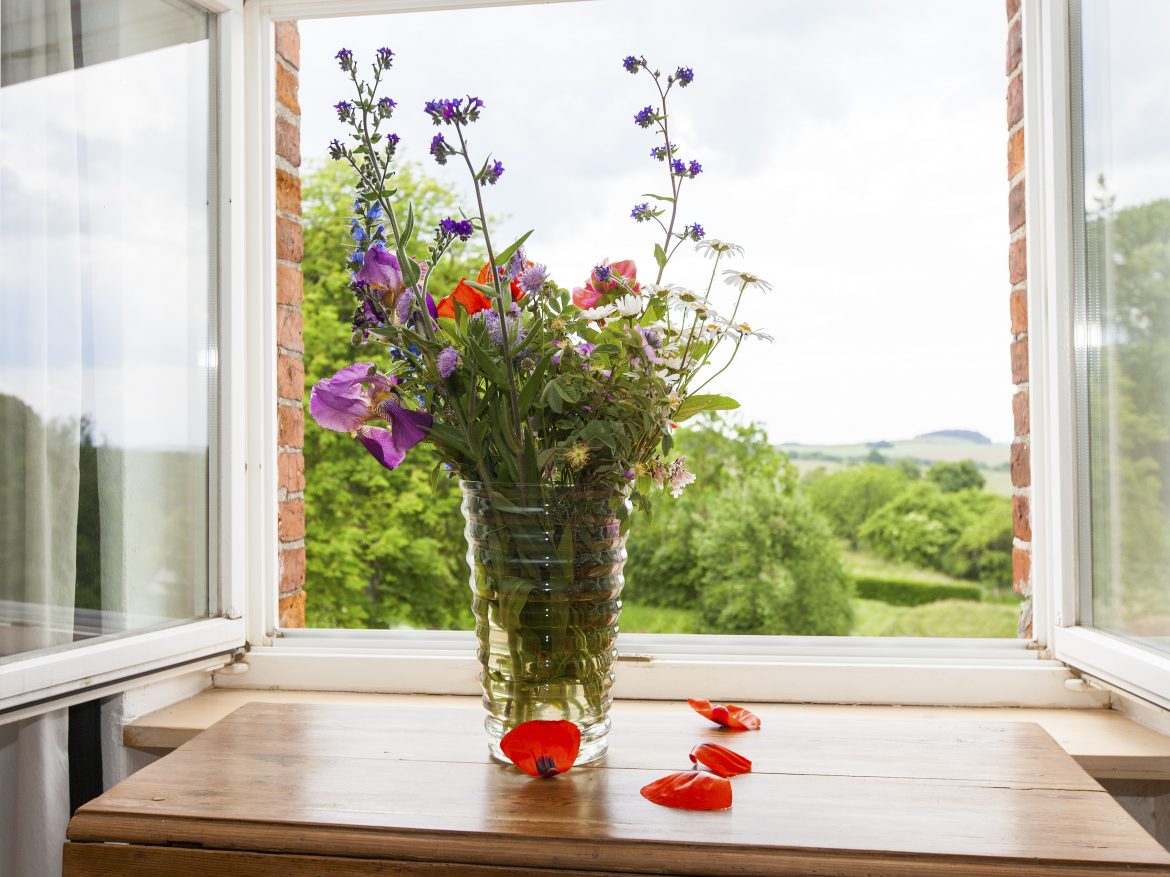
[687, 698, 762, 731]
[640, 771, 732, 811]
[689, 742, 752, 778]
[500, 720, 581, 778]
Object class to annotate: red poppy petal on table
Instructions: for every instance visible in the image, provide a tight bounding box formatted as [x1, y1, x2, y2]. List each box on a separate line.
[640, 771, 732, 811]
[500, 720, 581, 778]
[689, 742, 752, 778]
[687, 698, 761, 731]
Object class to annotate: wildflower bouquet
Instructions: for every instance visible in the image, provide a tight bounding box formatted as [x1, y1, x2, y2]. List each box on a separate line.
[310, 48, 770, 760]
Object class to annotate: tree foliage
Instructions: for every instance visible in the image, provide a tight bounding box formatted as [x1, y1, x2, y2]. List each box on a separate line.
[804, 464, 909, 548]
[927, 460, 986, 493]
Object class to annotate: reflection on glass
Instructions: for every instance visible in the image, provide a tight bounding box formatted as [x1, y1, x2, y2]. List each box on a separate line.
[1080, 0, 1170, 650]
[0, 0, 213, 661]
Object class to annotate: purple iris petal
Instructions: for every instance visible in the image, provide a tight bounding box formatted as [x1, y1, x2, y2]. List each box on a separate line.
[381, 395, 432, 450]
[355, 244, 403, 292]
[426, 293, 438, 319]
[309, 362, 380, 432]
[356, 426, 407, 470]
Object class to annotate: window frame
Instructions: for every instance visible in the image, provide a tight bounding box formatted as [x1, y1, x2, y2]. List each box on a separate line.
[232, 0, 1163, 711]
[1033, 0, 1170, 710]
[0, 0, 248, 717]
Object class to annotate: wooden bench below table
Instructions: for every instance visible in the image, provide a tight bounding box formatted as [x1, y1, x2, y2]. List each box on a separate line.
[65, 700, 1170, 876]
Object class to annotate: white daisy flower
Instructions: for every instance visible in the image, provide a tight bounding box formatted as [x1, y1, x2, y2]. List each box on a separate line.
[576, 304, 618, 321]
[722, 269, 773, 292]
[695, 239, 745, 259]
[612, 295, 643, 317]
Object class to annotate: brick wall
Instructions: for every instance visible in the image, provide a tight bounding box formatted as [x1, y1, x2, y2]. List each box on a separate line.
[275, 21, 306, 628]
[1006, 0, 1032, 638]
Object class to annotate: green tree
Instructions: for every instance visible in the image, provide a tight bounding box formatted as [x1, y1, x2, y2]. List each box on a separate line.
[927, 460, 985, 493]
[858, 481, 969, 572]
[302, 160, 484, 629]
[804, 464, 909, 547]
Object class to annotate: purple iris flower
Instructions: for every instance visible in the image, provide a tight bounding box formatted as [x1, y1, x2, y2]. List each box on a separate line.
[310, 362, 431, 471]
[354, 244, 403, 293]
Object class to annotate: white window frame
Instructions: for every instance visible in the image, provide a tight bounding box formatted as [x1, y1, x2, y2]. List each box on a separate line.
[220, 0, 1129, 711]
[1029, 0, 1170, 711]
[0, 0, 248, 718]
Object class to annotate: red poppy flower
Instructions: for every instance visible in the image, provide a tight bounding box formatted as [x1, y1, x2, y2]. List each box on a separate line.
[687, 698, 761, 731]
[500, 720, 581, 778]
[436, 278, 493, 319]
[476, 262, 527, 302]
[689, 742, 752, 778]
[640, 771, 732, 811]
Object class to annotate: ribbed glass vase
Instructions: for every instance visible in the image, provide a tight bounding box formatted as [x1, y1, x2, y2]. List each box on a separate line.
[460, 481, 630, 765]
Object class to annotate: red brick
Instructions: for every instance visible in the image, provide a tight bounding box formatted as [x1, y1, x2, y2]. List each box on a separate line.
[278, 589, 306, 628]
[276, 62, 300, 115]
[1010, 287, 1028, 335]
[277, 305, 304, 354]
[278, 498, 305, 542]
[1011, 440, 1031, 487]
[1007, 127, 1025, 179]
[278, 404, 303, 448]
[275, 21, 300, 69]
[1006, 16, 1022, 74]
[276, 263, 303, 306]
[1013, 494, 1032, 542]
[278, 451, 305, 494]
[1007, 73, 1024, 128]
[1013, 388, 1030, 437]
[1007, 0, 1020, 22]
[276, 169, 301, 216]
[1012, 546, 1031, 594]
[1008, 179, 1026, 232]
[277, 216, 303, 263]
[276, 116, 301, 167]
[1009, 233, 1027, 284]
[277, 352, 304, 400]
[280, 545, 306, 592]
[1010, 336, 1029, 384]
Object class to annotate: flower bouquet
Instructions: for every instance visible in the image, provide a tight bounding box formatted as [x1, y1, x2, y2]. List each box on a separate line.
[311, 48, 771, 763]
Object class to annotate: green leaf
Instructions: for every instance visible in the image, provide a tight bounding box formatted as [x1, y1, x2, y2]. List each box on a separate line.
[399, 254, 421, 288]
[401, 202, 415, 247]
[673, 393, 740, 422]
[642, 193, 675, 203]
[654, 244, 667, 269]
[495, 230, 533, 266]
[465, 280, 498, 297]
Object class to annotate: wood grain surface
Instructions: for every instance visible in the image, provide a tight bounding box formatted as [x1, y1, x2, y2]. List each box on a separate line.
[66, 701, 1170, 876]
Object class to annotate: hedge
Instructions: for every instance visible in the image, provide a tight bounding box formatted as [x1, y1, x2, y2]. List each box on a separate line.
[854, 575, 983, 607]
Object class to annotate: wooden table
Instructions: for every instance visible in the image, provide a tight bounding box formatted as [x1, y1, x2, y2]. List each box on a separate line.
[64, 701, 1170, 876]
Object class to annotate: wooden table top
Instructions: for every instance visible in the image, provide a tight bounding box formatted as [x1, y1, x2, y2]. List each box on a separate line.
[66, 700, 1170, 876]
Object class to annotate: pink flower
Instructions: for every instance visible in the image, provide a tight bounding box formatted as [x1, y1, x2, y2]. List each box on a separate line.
[572, 259, 640, 309]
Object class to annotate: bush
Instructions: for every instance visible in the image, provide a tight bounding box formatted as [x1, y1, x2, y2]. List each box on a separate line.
[695, 480, 853, 635]
[804, 464, 909, 547]
[927, 460, 985, 493]
[944, 492, 1013, 587]
[857, 481, 968, 571]
[854, 575, 983, 606]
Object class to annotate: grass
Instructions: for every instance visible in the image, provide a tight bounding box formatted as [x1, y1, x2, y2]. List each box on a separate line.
[619, 602, 699, 634]
[843, 549, 970, 585]
[851, 598, 1020, 638]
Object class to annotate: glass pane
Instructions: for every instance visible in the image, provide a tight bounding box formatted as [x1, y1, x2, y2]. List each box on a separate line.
[1079, 0, 1170, 650]
[0, 0, 213, 662]
[297, 0, 1018, 638]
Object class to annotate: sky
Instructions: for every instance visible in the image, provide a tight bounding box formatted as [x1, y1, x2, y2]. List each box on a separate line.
[300, 0, 1012, 445]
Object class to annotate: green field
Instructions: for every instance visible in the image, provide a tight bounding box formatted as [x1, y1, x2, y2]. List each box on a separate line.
[780, 434, 1012, 496]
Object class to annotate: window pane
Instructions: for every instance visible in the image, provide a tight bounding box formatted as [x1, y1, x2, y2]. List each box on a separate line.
[297, 0, 1016, 637]
[0, 0, 213, 662]
[1079, 0, 1170, 649]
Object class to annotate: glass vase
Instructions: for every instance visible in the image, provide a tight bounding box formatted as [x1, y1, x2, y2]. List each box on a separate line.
[460, 481, 630, 765]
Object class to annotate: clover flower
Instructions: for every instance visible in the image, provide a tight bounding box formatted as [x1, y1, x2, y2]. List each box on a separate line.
[335, 48, 354, 71]
[335, 100, 354, 122]
[519, 263, 549, 294]
[722, 269, 773, 293]
[634, 105, 656, 128]
[439, 217, 475, 241]
[674, 66, 694, 87]
[623, 55, 641, 73]
[437, 346, 460, 378]
[631, 203, 654, 222]
[376, 46, 395, 68]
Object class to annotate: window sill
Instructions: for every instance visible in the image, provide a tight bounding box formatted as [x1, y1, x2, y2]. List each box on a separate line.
[124, 688, 1170, 782]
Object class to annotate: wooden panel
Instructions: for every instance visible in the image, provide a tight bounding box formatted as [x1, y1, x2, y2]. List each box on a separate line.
[69, 702, 1170, 876]
[123, 690, 1170, 781]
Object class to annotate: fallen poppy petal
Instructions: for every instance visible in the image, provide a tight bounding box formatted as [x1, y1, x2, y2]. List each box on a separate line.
[500, 720, 581, 778]
[640, 771, 732, 811]
[689, 742, 752, 778]
[688, 698, 762, 731]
